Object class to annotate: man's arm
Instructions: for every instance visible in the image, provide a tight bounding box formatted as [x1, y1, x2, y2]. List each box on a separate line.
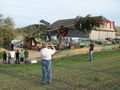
[50, 43, 56, 50]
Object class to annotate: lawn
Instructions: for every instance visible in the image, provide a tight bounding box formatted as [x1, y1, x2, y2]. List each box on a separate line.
[0, 50, 120, 90]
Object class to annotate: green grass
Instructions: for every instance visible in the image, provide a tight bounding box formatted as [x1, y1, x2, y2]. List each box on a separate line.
[0, 50, 120, 90]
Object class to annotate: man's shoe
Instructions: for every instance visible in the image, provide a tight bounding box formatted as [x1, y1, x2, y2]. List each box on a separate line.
[48, 81, 52, 84]
[41, 82, 45, 85]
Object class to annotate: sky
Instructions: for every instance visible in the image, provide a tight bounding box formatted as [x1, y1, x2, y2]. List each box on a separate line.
[0, 0, 120, 28]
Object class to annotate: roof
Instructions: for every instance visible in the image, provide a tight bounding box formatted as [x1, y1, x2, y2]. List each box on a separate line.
[94, 16, 110, 21]
[50, 18, 76, 29]
[50, 29, 89, 38]
[50, 16, 110, 29]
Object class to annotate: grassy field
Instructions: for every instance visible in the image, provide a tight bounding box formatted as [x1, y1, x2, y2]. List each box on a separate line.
[0, 50, 120, 90]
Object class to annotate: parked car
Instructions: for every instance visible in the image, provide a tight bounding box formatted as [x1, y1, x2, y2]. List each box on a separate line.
[69, 39, 89, 49]
[112, 39, 116, 44]
[95, 40, 107, 45]
[114, 38, 120, 44]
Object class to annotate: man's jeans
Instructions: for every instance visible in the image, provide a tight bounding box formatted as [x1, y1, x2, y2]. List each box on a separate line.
[10, 57, 14, 64]
[41, 59, 52, 83]
[89, 51, 94, 62]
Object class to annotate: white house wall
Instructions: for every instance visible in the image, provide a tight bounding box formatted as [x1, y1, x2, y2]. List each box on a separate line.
[90, 21, 116, 40]
[90, 30, 115, 40]
[115, 35, 120, 38]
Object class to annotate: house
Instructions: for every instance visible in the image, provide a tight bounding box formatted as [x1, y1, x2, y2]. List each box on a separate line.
[115, 26, 120, 38]
[50, 16, 116, 40]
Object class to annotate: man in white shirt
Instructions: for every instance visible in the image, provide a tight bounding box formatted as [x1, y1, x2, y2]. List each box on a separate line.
[10, 50, 15, 64]
[40, 42, 56, 84]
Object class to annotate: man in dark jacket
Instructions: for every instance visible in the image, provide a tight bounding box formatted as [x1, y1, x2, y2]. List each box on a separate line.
[11, 43, 14, 51]
[89, 40, 94, 62]
[15, 50, 20, 64]
[3, 51, 7, 64]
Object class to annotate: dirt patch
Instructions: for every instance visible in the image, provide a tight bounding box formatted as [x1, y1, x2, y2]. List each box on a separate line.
[0, 48, 9, 53]
[15, 48, 40, 61]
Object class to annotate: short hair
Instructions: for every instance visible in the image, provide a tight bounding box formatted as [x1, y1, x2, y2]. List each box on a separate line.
[42, 42, 48, 48]
[90, 40, 93, 43]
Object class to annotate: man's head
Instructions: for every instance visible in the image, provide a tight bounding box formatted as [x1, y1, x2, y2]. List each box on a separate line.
[90, 40, 93, 44]
[42, 42, 48, 48]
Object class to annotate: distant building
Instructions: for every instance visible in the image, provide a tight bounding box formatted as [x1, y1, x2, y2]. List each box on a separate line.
[115, 26, 120, 38]
[50, 16, 116, 40]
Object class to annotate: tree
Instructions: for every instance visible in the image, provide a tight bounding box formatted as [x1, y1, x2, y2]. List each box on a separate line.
[18, 24, 49, 38]
[57, 26, 69, 49]
[17, 24, 50, 47]
[0, 14, 3, 25]
[74, 15, 105, 32]
[0, 26, 15, 45]
[0, 14, 16, 46]
[4, 17, 14, 28]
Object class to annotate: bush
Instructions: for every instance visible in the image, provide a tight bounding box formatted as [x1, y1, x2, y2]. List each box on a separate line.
[0, 52, 2, 59]
[50, 40, 59, 45]
[0, 45, 4, 48]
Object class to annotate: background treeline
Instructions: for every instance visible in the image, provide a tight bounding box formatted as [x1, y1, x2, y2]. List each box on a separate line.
[17, 24, 48, 38]
[0, 13, 105, 47]
[0, 13, 49, 46]
[0, 14, 17, 45]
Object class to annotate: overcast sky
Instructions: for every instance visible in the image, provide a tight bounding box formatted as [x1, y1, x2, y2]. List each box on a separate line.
[0, 0, 120, 28]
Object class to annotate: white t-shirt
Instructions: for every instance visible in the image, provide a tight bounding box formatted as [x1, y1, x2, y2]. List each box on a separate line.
[10, 51, 15, 58]
[40, 48, 56, 60]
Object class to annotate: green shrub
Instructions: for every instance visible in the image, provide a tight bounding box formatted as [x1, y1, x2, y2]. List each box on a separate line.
[50, 40, 59, 45]
[0, 45, 4, 48]
[0, 52, 2, 59]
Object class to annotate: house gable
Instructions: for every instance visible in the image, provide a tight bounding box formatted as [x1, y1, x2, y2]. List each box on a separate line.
[50, 16, 116, 40]
[95, 21, 116, 32]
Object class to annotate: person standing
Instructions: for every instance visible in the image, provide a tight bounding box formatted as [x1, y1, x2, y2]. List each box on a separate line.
[11, 43, 14, 51]
[19, 50, 24, 62]
[7, 52, 11, 64]
[10, 50, 15, 64]
[89, 40, 94, 62]
[15, 50, 20, 64]
[24, 50, 29, 63]
[3, 51, 7, 64]
[40, 42, 56, 84]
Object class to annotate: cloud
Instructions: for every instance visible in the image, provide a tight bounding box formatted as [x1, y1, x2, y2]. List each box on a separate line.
[0, 0, 120, 27]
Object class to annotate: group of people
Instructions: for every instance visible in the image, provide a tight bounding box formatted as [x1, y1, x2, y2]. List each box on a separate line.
[2, 41, 94, 84]
[2, 49, 29, 64]
[40, 41, 94, 84]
